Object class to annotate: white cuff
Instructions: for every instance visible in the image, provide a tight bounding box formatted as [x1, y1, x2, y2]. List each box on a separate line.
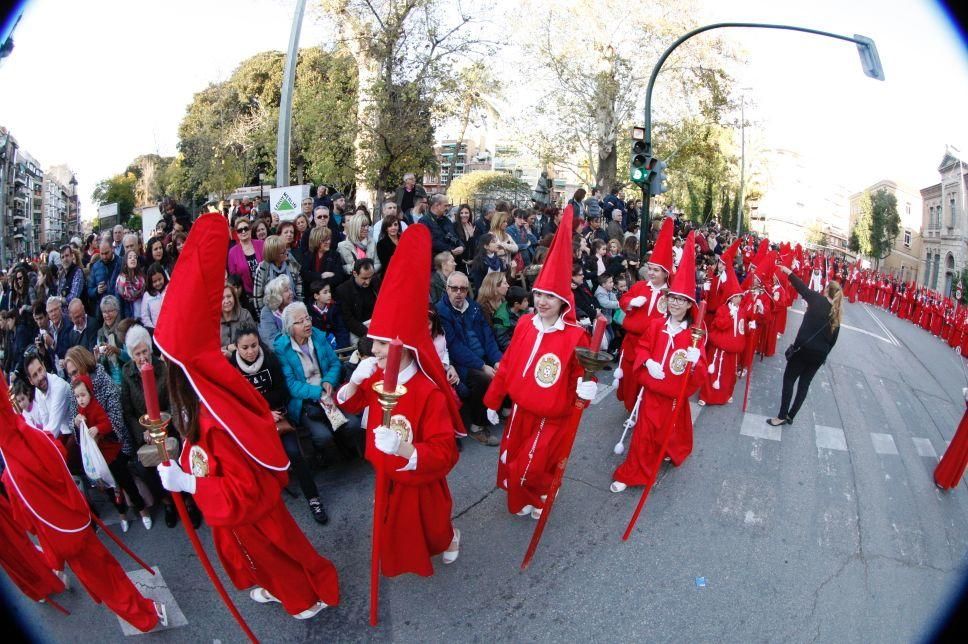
[396, 448, 418, 472]
[336, 385, 352, 405]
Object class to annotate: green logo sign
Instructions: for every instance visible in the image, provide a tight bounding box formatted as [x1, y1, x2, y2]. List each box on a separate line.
[275, 193, 297, 211]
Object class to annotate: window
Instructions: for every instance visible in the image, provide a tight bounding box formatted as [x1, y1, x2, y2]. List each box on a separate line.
[903, 229, 911, 247]
[950, 198, 957, 228]
[929, 206, 935, 229]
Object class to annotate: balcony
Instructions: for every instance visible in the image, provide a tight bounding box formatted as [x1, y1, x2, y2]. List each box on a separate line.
[12, 227, 25, 239]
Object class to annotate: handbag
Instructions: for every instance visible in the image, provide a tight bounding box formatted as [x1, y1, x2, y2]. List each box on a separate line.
[137, 436, 180, 468]
[785, 325, 826, 360]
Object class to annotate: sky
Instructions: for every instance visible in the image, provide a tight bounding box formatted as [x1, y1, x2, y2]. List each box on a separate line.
[1, 0, 966, 220]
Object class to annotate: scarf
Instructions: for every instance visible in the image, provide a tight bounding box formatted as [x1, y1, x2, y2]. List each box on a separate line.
[234, 346, 265, 375]
[265, 259, 293, 290]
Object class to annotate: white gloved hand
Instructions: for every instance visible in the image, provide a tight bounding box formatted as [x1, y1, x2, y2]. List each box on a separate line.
[350, 356, 379, 385]
[158, 463, 197, 494]
[578, 317, 591, 327]
[373, 425, 402, 456]
[486, 408, 500, 426]
[612, 366, 624, 381]
[685, 347, 701, 364]
[646, 359, 665, 380]
[749, 320, 757, 330]
[576, 378, 597, 401]
[628, 296, 647, 308]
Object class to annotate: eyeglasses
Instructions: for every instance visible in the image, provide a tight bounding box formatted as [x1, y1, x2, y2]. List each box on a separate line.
[447, 285, 469, 293]
[236, 226, 250, 233]
[666, 295, 690, 304]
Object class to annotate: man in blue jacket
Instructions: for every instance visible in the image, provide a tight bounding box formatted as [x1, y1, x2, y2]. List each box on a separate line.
[435, 271, 502, 446]
[87, 237, 121, 317]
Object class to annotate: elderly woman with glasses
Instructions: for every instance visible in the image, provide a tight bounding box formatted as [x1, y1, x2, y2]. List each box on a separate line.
[274, 302, 363, 462]
[227, 214, 264, 296]
[258, 275, 294, 348]
[95, 295, 126, 384]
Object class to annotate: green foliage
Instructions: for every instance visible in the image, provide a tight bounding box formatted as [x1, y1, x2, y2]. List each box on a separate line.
[447, 171, 531, 205]
[126, 215, 143, 232]
[849, 189, 900, 267]
[91, 172, 137, 222]
[805, 221, 828, 246]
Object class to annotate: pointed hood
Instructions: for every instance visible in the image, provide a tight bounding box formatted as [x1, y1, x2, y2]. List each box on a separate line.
[667, 230, 698, 303]
[154, 213, 289, 471]
[720, 256, 743, 301]
[647, 216, 674, 274]
[0, 374, 91, 533]
[720, 238, 740, 269]
[369, 225, 465, 435]
[533, 203, 579, 324]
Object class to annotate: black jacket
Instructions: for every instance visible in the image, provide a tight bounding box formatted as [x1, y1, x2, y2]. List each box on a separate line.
[419, 214, 462, 256]
[230, 347, 290, 412]
[789, 273, 840, 359]
[334, 277, 379, 339]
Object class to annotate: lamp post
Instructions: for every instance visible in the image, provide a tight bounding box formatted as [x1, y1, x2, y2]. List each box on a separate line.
[637, 22, 884, 258]
[276, 0, 307, 188]
[736, 87, 752, 237]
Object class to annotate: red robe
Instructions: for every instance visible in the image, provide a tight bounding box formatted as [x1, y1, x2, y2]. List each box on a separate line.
[699, 303, 747, 405]
[0, 493, 65, 602]
[613, 316, 707, 487]
[930, 302, 944, 336]
[935, 403, 968, 489]
[338, 366, 458, 577]
[616, 280, 667, 412]
[78, 395, 121, 464]
[742, 289, 772, 368]
[483, 313, 587, 514]
[180, 409, 340, 613]
[0, 419, 158, 632]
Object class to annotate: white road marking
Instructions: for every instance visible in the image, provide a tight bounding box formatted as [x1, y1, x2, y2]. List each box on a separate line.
[815, 425, 848, 451]
[788, 308, 896, 345]
[740, 413, 782, 441]
[862, 305, 900, 346]
[592, 382, 616, 406]
[912, 437, 938, 459]
[870, 432, 899, 455]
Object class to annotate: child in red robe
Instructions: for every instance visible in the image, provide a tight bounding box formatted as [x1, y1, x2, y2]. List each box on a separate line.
[699, 267, 746, 406]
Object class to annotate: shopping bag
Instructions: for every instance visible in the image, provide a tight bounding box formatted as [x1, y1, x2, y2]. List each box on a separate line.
[79, 420, 117, 488]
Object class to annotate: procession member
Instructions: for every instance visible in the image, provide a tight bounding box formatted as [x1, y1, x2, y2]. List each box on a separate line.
[482, 201, 594, 519]
[759, 255, 785, 358]
[698, 258, 746, 406]
[0, 491, 66, 605]
[614, 216, 674, 412]
[0, 375, 162, 632]
[153, 213, 339, 620]
[336, 224, 463, 574]
[807, 255, 825, 292]
[611, 231, 707, 493]
[935, 388, 968, 489]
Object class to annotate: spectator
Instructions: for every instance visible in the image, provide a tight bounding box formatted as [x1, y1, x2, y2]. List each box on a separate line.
[277, 221, 303, 268]
[27, 301, 56, 374]
[95, 295, 125, 384]
[488, 211, 519, 263]
[308, 280, 350, 349]
[568, 188, 587, 219]
[139, 263, 168, 332]
[87, 237, 122, 315]
[121, 233, 141, 265]
[294, 213, 310, 248]
[230, 326, 330, 524]
[329, 192, 347, 228]
[144, 236, 172, 276]
[334, 258, 379, 345]
[116, 250, 146, 319]
[571, 262, 599, 325]
[468, 233, 507, 293]
[508, 209, 538, 265]
[435, 271, 502, 445]
[226, 215, 264, 296]
[430, 251, 456, 304]
[307, 205, 341, 246]
[594, 273, 621, 343]
[606, 208, 625, 242]
[253, 219, 270, 241]
[38, 297, 70, 368]
[301, 226, 346, 298]
[24, 352, 73, 438]
[56, 243, 85, 305]
[313, 185, 331, 211]
[492, 285, 529, 352]
[252, 235, 302, 312]
[274, 302, 363, 461]
[603, 186, 627, 227]
[410, 194, 429, 225]
[623, 237, 641, 277]
[0, 310, 15, 375]
[584, 188, 603, 221]
[476, 272, 509, 326]
[111, 225, 125, 256]
[66, 298, 98, 354]
[454, 204, 478, 274]
[474, 203, 495, 238]
[258, 275, 294, 348]
[420, 194, 465, 259]
[585, 239, 609, 283]
[337, 214, 379, 275]
[371, 201, 407, 243]
[3, 264, 34, 312]
[394, 172, 427, 219]
[220, 283, 256, 357]
[375, 213, 403, 275]
[583, 214, 609, 246]
[34, 264, 56, 306]
[161, 197, 192, 233]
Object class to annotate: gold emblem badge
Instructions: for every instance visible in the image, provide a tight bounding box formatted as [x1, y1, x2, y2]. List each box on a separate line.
[669, 349, 688, 376]
[388, 414, 413, 444]
[533, 353, 562, 388]
[656, 294, 668, 315]
[189, 445, 209, 477]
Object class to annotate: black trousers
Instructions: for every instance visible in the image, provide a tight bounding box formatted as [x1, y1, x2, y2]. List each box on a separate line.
[460, 367, 494, 428]
[280, 431, 319, 501]
[107, 452, 146, 515]
[778, 350, 825, 420]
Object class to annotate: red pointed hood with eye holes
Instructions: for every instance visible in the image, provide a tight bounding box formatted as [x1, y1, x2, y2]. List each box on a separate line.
[647, 216, 674, 274]
[532, 202, 579, 324]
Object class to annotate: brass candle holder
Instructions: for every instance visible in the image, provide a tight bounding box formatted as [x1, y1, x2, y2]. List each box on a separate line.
[574, 346, 612, 378]
[140, 412, 174, 462]
[372, 381, 409, 443]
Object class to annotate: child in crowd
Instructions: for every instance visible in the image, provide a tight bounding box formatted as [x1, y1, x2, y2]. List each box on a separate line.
[492, 286, 529, 351]
[308, 280, 350, 349]
[594, 273, 621, 352]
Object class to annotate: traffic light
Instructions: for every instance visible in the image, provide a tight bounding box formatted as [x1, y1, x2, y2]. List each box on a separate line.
[629, 126, 652, 186]
[650, 159, 669, 195]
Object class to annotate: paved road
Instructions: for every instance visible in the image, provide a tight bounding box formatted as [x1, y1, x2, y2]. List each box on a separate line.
[5, 296, 968, 642]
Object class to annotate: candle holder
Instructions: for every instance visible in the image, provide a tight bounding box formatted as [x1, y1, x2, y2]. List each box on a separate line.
[372, 381, 408, 442]
[140, 412, 174, 463]
[574, 346, 612, 377]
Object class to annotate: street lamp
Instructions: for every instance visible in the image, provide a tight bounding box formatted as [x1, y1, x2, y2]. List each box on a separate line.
[737, 87, 752, 237]
[637, 22, 885, 257]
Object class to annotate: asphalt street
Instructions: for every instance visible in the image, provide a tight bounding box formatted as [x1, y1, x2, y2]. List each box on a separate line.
[4, 295, 968, 643]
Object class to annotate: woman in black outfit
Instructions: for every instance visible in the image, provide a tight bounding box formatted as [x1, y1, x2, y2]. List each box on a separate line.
[767, 264, 843, 426]
[229, 326, 329, 525]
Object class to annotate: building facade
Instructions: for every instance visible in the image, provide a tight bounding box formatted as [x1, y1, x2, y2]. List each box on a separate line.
[920, 149, 968, 296]
[1, 126, 45, 265]
[848, 179, 923, 284]
[45, 164, 79, 243]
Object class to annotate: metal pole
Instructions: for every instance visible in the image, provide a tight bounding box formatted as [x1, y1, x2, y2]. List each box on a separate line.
[276, 0, 307, 188]
[737, 95, 745, 237]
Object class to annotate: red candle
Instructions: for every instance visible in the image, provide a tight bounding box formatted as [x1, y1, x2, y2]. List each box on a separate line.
[590, 314, 607, 352]
[695, 299, 708, 327]
[140, 362, 162, 421]
[383, 338, 404, 393]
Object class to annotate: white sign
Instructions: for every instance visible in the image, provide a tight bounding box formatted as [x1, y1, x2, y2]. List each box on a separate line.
[98, 202, 119, 219]
[269, 184, 310, 221]
[141, 206, 162, 240]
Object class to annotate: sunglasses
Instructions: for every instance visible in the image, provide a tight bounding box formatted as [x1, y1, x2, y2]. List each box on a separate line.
[447, 285, 469, 293]
[236, 226, 250, 233]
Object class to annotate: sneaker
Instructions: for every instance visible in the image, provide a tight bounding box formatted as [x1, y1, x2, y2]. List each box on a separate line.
[442, 528, 460, 564]
[293, 602, 328, 620]
[53, 569, 70, 591]
[164, 503, 178, 528]
[727, 397, 733, 404]
[516, 505, 535, 516]
[609, 481, 627, 493]
[468, 428, 500, 447]
[154, 601, 169, 628]
[120, 519, 130, 533]
[530, 507, 543, 520]
[141, 515, 153, 530]
[697, 400, 706, 406]
[308, 498, 329, 525]
[250, 587, 280, 604]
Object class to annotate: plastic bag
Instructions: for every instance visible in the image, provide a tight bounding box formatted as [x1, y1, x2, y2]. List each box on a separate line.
[79, 420, 117, 488]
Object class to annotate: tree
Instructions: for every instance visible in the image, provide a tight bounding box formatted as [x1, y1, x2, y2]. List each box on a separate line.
[849, 189, 900, 269]
[437, 62, 503, 188]
[446, 170, 530, 206]
[805, 220, 828, 246]
[91, 173, 137, 222]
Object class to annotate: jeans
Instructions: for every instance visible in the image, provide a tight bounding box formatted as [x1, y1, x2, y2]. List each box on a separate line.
[459, 367, 494, 429]
[778, 350, 825, 420]
[299, 401, 364, 457]
[280, 431, 319, 500]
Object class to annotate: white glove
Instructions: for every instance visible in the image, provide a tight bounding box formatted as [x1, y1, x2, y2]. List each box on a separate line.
[612, 366, 624, 381]
[486, 408, 500, 425]
[578, 317, 591, 327]
[685, 347, 701, 364]
[646, 359, 665, 380]
[576, 378, 597, 401]
[350, 356, 379, 385]
[373, 425, 402, 456]
[749, 320, 757, 330]
[158, 463, 197, 494]
[628, 296, 647, 308]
